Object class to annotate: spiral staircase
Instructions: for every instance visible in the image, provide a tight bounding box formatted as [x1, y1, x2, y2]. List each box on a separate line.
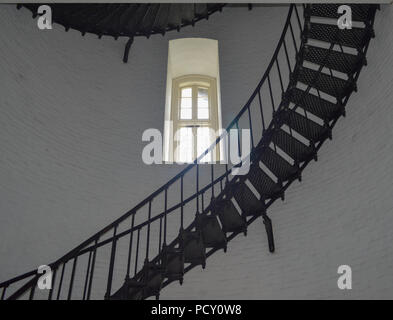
[0, 4, 379, 300]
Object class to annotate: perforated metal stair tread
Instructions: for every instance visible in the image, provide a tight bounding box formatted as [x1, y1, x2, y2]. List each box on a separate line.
[179, 230, 206, 267]
[297, 66, 353, 99]
[110, 278, 144, 300]
[288, 88, 343, 121]
[141, 262, 164, 299]
[307, 23, 372, 49]
[162, 246, 184, 284]
[247, 164, 283, 200]
[257, 146, 300, 183]
[281, 108, 329, 142]
[231, 182, 266, 217]
[303, 45, 362, 75]
[214, 199, 247, 234]
[195, 213, 227, 250]
[271, 129, 315, 163]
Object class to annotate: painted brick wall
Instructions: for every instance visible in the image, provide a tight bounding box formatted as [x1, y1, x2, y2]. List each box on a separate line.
[0, 4, 392, 299]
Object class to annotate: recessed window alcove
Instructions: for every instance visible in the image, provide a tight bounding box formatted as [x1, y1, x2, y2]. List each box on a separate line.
[163, 38, 223, 163]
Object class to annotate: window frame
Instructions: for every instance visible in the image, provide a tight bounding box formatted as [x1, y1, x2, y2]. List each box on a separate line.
[171, 74, 220, 163]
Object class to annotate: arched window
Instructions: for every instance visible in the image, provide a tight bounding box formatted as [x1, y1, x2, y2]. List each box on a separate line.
[171, 75, 219, 163]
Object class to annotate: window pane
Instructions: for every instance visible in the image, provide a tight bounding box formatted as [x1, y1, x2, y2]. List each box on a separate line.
[180, 97, 192, 119]
[180, 108, 192, 120]
[178, 127, 193, 163]
[197, 88, 209, 119]
[180, 87, 192, 120]
[197, 127, 213, 163]
[198, 108, 209, 120]
[181, 87, 192, 98]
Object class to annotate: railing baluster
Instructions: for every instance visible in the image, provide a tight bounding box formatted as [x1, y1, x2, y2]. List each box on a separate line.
[86, 239, 98, 300]
[268, 75, 276, 113]
[258, 90, 266, 132]
[105, 227, 117, 299]
[126, 213, 135, 279]
[146, 201, 152, 261]
[283, 40, 292, 72]
[225, 164, 229, 184]
[82, 251, 92, 300]
[67, 256, 78, 300]
[247, 106, 255, 149]
[276, 59, 284, 93]
[235, 121, 241, 156]
[294, 5, 302, 31]
[210, 164, 215, 199]
[48, 267, 57, 300]
[1, 286, 7, 300]
[180, 176, 184, 229]
[56, 262, 66, 300]
[289, 21, 298, 55]
[28, 281, 36, 300]
[158, 217, 162, 256]
[164, 188, 168, 245]
[196, 165, 200, 213]
[134, 229, 141, 276]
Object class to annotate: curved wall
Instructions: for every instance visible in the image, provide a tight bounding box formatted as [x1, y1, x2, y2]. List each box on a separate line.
[0, 5, 393, 299]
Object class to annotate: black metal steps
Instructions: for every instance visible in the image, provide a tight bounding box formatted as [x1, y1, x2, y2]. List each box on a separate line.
[141, 261, 164, 299]
[257, 146, 300, 183]
[195, 212, 227, 251]
[22, 4, 225, 39]
[297, 66, 354, 99]
[280, 108, 330, 142]
[288, 88, 344, 122]
[271, 129, 316, 163]
[247, 164, 283, 200]
[303, 45, 363, 75]
[213, 199, 247, 235]
[109, 278, 144, 300]
[307, 23, 373, 49]
[308, 4, 376, 23]
[231, 181, 266, 217]
[179, 229, 206, 268]
[109, 261, 164, 300]
[162, 245, 184, 285]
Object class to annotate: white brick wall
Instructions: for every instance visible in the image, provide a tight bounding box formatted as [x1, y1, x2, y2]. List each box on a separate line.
[0, 4, 392, 299]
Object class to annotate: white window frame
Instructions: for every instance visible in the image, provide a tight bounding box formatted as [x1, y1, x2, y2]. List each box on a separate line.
[170, 75, 220, 163]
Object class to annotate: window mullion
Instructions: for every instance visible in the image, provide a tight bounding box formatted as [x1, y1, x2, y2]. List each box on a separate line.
[192, 85, 197, 160]
[192, 85, 197, 121]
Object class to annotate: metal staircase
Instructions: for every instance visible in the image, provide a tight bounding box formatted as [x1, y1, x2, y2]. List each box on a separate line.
[0, 4, 379, 300]
[19, 3, 226, 62]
